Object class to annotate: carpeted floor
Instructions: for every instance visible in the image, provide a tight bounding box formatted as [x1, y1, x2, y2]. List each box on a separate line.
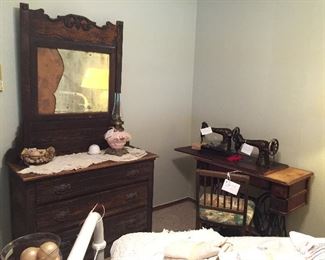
[152, 199, 196, 232]
[105, 200, 196, 259]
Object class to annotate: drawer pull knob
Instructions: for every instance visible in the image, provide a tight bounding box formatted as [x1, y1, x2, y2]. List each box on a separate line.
[54, 209, 70, 222]
[126, 192, 138, 200]
[53, 183, 72, 195]
[126, 169, 140, 177]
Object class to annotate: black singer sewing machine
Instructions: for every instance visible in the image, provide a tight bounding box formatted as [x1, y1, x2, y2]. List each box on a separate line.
[232, 127, 279, 167]
[200, 122, 233, 154]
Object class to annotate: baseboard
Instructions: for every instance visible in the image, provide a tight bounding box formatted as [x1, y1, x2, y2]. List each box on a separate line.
[153, 197, 195, 211]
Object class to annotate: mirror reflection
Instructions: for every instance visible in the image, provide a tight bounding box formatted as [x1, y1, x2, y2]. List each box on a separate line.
[37, 48, 110, 114]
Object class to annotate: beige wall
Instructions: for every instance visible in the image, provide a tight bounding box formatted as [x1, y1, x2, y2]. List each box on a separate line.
[0, 0, 197, 246]
[192, 0, 325, 235]
[0, 0, 324, 248]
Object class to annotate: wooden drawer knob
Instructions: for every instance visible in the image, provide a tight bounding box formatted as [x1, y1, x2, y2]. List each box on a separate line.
[54, 209, 70, 222]
[126, 169, 140, 177]
[126, 192, 138, 200]
[53, 183, 72, 195]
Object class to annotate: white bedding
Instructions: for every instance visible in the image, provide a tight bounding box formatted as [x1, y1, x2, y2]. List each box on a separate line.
[223, 234, 325, 260]
[110, 229, 325, 260]
[223, 236, 304, 260]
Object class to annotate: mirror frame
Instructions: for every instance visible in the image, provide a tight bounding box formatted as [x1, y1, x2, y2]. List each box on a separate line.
[18, 3, 123, 154]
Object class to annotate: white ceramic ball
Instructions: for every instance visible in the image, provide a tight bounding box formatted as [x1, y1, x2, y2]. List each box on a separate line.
[88, 144, 101, 155]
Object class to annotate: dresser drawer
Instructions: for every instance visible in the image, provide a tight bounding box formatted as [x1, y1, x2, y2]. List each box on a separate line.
[104, 207, 148, 257]
[58, 228, 80, 259]
[58, 226, 99, 260]
[35, 160, 153, 205]
[58, 207, 148, 259]
[105, 207, 148, 243]
[36, 182, 148, 231]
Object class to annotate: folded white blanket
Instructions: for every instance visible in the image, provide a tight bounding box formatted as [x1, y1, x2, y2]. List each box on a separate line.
[164, 240, 232, 259]
[110, 228, 230, 260]
[289, 231, 325, 260]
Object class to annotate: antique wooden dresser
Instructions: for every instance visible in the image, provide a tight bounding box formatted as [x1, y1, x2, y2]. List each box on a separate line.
[7, 151, 157, 258]
[6, 3, 158, 259]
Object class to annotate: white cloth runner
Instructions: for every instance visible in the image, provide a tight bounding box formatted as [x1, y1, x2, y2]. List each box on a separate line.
[18, 147, 147, 175]
[289, 231, 325, 260]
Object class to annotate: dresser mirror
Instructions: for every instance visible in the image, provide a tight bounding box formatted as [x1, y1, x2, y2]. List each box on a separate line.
[37, 48, 110, 114]
[18, 3, 123, 154]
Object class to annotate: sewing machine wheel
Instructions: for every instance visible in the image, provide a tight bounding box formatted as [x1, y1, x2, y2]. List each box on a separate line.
[231, 127, 240, 141]
[231, 127, 242, 151]
[269, 139, 279, 156]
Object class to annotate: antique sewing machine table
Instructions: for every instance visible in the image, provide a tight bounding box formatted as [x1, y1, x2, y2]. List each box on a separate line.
[175, 146, 313, 236]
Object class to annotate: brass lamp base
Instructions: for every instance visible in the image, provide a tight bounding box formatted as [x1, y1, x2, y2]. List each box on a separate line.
[105, 147, 128, 156]
[112, 116, 124, 131]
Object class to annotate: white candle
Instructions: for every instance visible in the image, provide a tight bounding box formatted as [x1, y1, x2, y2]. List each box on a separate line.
[68, 211, 101, 260]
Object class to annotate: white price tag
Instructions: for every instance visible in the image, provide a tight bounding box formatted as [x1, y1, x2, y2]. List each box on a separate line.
[200, 127, 212, 136]
[240, 143, 254, 156]
[221, 179, 240, 195]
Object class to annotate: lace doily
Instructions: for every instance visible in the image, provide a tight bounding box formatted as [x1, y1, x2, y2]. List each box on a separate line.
[18, 147, 147, 175]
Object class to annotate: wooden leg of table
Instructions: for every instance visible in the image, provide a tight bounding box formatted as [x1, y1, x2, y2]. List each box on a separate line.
[254, 192, 272, 235]
[268, 213, 287, 237]
[253, 192, 288, 236]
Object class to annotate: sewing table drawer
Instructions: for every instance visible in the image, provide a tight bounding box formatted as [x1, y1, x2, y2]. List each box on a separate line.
[271, 179, 309, 199]
[270, 190, 307, 214]
[35, 160, 152, 205]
